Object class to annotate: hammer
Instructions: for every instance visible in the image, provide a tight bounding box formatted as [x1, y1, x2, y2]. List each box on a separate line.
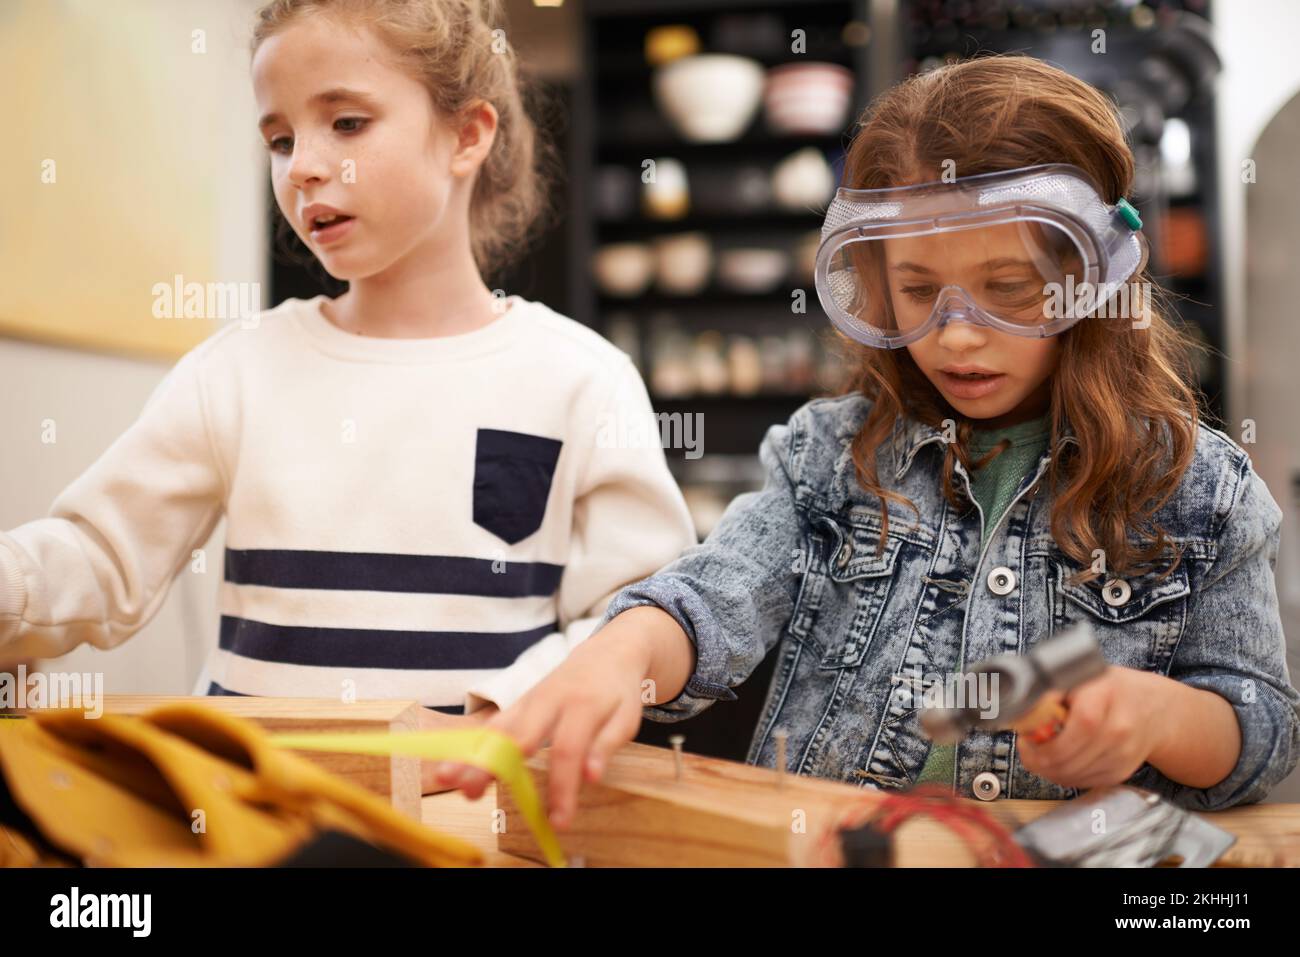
[920, 621, 1108, 745]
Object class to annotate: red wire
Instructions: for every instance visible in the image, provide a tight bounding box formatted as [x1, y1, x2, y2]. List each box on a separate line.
[823, 783, 1036, 867]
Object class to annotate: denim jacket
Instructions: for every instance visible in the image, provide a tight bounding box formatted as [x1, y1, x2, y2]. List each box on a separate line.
[603, 395, 1300, 810]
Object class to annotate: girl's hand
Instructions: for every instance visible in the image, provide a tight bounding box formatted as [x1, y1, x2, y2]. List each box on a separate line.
[429, 609, 668, 828]
[417, 703, 499, 794]
[1016, 665, 1170, 790]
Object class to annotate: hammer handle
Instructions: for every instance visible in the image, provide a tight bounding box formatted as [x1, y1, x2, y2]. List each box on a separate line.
[1010, 693, 1069, 744]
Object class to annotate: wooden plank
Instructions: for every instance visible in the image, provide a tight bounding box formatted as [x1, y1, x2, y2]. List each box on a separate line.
[422, 789, 541, 868]
[1188, 804, 1300, 868]
[497, 741, 1300, 867]
[88, 695, 424, 821]
[497, 741, 910, 866]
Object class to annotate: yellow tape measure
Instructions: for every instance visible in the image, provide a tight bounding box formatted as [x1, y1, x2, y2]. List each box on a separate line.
[269, 727, 566, 868]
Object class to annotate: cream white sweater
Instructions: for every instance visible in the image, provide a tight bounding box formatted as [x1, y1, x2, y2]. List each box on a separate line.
[0, 295, 696, 713]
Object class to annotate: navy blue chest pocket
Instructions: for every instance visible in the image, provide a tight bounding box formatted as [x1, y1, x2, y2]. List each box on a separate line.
[472, 429, 563, 545]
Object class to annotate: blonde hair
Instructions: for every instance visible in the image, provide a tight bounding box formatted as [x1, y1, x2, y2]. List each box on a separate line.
[252, 0, 552, 277]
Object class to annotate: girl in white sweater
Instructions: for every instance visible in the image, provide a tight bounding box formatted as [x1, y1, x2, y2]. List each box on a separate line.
[0, 0, 695, 781]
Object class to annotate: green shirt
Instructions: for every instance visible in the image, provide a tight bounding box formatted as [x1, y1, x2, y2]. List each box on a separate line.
[914, 413, 1052, 786]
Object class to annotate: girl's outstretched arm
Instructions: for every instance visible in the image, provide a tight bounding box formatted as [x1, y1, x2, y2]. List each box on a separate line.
[0, 337, 228, 660]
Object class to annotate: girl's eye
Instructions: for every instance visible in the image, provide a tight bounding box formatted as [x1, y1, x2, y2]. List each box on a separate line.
[262, 118, 368, 155]
[899, 284, 938, 302]
[986, 280, 1039, 304]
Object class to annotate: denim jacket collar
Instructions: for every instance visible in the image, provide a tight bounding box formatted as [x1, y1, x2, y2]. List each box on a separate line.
[889, 413, 1079, 481]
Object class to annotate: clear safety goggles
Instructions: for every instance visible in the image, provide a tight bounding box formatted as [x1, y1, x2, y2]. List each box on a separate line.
[814, 164, 1148, 349]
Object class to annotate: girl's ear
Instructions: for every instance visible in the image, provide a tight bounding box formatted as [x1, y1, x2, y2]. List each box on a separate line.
[449, 100, 499, 178]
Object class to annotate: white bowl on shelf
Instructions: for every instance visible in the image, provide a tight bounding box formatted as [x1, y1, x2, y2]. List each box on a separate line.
[764, 61, 855, 136]
[593, 243, 655, 298]
[654, 232, 713, 296]
[771, 147, 836, 211]
[717, 248, 790, 294]
[653, 54, 765, 143]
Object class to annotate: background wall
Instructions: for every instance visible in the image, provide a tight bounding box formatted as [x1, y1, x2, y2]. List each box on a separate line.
[1217, 0, 1300, 802]
[0, 0, 266, 694]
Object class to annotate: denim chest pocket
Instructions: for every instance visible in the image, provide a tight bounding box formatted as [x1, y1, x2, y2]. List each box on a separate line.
[1048, 558, 1191, 671]
[472, 429, 563, 545]
[798, 515, 902, 669]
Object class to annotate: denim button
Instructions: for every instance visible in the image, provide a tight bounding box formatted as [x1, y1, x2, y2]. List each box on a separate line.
[837, 540, 853, 568]
[1102, 578, 1132, 607]
[972, 771, 1001, 801]
[986, 566, 1016, 596]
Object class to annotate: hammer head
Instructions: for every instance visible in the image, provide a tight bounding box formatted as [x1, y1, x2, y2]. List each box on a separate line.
[919, 621, 1107, 742]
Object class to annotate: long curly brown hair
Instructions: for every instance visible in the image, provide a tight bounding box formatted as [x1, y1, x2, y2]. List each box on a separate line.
[840, 55, 1199, 583]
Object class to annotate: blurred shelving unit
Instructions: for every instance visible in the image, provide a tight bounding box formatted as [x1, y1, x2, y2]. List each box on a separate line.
[572, 0, 874, 473]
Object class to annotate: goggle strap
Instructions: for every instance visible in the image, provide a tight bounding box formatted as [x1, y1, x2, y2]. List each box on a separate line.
[1096, 201, 1145, 274]
[1114, 198, 1143, 230]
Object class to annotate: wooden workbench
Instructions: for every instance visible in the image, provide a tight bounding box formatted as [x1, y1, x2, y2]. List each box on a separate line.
[424, 774, 1300, 868]
[23, 694, 1297, 867]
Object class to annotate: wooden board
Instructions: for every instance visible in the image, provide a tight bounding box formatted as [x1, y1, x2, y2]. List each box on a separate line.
[422, 789, 541, 868]
[78, 696, 424, 820]
[496, 741, 1300, 867]
[498, 741, 929, 866]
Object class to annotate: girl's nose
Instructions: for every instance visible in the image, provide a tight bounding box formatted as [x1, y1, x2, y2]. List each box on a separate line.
[933, 304, 989, 350]
[286, 140, 331, 189]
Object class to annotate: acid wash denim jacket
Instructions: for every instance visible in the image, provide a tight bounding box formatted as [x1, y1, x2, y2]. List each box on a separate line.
[602, 394, 1300, 810]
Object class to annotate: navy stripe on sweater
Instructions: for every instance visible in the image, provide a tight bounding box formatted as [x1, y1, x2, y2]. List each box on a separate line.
[218, 615, 556, 670]
[223, 548, 563, 598]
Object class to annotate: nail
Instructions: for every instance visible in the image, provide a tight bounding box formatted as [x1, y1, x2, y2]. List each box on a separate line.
[669, 734, 685, 780]
[774, 729, 788, 790]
